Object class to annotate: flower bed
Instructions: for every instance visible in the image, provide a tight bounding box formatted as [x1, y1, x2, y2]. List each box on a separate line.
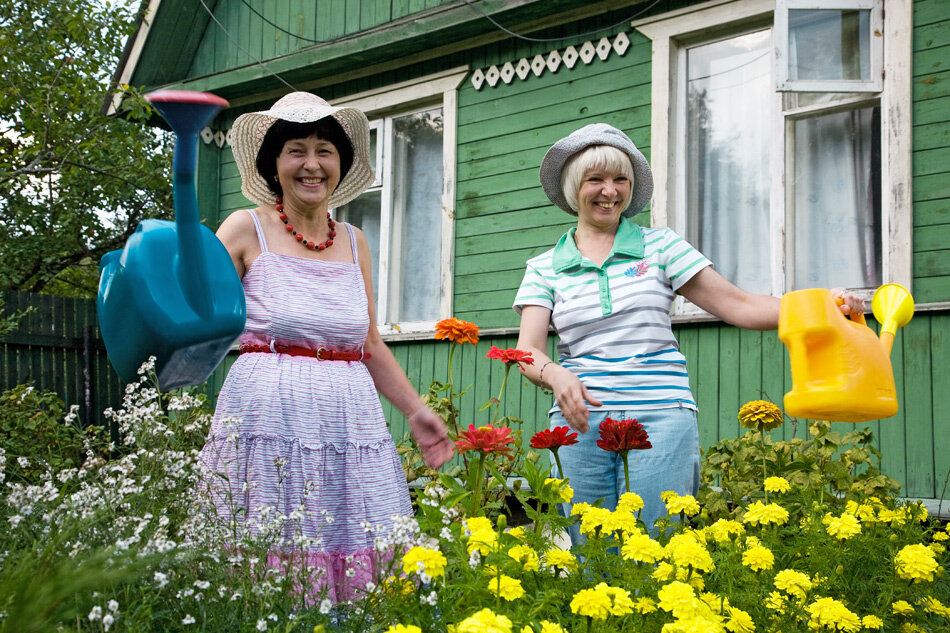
[0, 342, 948, 632]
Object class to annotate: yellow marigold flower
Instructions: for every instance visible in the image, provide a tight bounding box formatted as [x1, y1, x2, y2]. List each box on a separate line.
[665, 493, 701, 516]
[666, 533, 715, 573]
[699, 592, 729, 614]
[455, 608, 512, 633]
[688, 574, 706, 591]
[765, 591, 787, 613]
[763, 476, 791, 494]
[899, 624, 926, 633]
[486, 574, 525, 601]
[929, 542, 946, 555]
[384, 626, 422, 633]
[570, 585, 612, 619]
[738, 400, 784, 431]
[706, 519, 745, 543]
[653, 561, 676, 582]
[921, 596, 950, 618]
[742, 501, 789, 527]
[774, 569, 813, 600]
[465, 517, 497, 555]
[805, 597, 861, 633]
[507, 544, 539, 572]
[726, 606, 755, 633]
[570, 502, 593, 516]
[506, 526, 526, 541]
[742, 545, 774, 571]
[381, 575, 415, 596]
[532, 622, 567, 633]
[622, 531, 666, 564]
[661, 490, 679, 502]
[402, 546, 447, 578]
[878, 508, 904, 526]
[891, 600, 914, 615]
[894, 543, 940, 583]
[618, 491, 645, 512]
[541, 548, 577, 571]
[933, 531, 948, 542]
[657, 580, 700, 619]
[861, 615, 884, 630]
[435, 318, 479, 345]
[603, 508, 639, 535]
[601, 583, 635, 616]
[845, 499, 880, 522]
[634, 596, 658, 614]
[579, 506, 614, 536]
[823, 512, 862, 540]
[543, 478, 574, 503]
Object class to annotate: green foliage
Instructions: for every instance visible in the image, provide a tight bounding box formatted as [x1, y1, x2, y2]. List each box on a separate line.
[0, 298, 31, 336]
[699, 420, 902, 520]
[0, 384, 106, 485]
[0, 0, 173, 296]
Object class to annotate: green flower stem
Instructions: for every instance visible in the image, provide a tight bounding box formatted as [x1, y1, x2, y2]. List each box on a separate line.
[492, 364, 514, 425]
[552, 448, 565, 481]
[471, 452, 487, 516]
[760, 427, 769, 504]
[447, 342, 457, 389]
[621, 451, 631, 493]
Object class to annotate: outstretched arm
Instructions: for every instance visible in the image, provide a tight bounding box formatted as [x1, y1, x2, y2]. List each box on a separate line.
[516, 305, 602, 434]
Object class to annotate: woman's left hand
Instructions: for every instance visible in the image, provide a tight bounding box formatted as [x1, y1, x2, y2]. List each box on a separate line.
[407, 407, 455, 469]
[831, 287, 866, 319]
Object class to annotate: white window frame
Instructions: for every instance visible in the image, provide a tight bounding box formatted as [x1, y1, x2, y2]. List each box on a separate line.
[775, 0, 883, 93]
[634, 0, 911, 319]
[332, 67, 467, 336]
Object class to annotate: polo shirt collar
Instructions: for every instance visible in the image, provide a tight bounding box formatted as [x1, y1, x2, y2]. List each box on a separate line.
[551, 219, 645, 272]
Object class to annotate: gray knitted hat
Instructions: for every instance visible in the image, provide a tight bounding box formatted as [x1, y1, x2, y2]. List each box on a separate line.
[539, 123, 653, 217]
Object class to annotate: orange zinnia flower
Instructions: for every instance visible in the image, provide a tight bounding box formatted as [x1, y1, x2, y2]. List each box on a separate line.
[435, 318, 480, 345]
[455, 424, 515, 459]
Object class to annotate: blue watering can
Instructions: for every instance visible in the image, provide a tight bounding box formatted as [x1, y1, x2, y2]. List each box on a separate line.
[98, 90, 246, 390]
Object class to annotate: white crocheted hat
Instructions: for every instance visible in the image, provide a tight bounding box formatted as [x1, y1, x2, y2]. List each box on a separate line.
[229, 92, 374, 208]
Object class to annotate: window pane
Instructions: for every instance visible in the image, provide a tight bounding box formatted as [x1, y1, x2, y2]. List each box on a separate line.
[790, 105, 881, 289]
[337, 190, 382, 302]
[686, 30, 771, 294]
[390, 108, 443, 323]
[788, 9, 871, 82]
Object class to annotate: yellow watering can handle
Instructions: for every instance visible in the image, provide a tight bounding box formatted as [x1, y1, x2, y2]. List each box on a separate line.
[834, 296, 867, 326]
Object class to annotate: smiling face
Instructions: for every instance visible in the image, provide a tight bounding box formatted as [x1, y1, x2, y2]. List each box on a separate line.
[576, 167, 632, 228]
[275, 135, 341, 211]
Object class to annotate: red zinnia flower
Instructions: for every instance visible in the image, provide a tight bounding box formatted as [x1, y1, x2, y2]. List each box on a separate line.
[596, 417, 652, 453]
[485, 346, 535, 370]
[455, 424, 515, 459]
[530, 426, 579, 450]
[434, 318, 480, 345]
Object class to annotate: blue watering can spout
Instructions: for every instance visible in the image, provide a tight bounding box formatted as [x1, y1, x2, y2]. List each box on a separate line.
[97, 91, 246, 390]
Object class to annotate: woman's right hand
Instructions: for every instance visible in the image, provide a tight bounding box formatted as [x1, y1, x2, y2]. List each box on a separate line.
[546, 365, 602, 434]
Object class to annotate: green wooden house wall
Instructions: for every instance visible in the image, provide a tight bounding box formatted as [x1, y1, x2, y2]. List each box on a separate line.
[124, 0, 950, 506]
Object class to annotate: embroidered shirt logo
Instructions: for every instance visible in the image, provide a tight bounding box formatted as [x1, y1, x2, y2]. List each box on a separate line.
[624, 260, 650, 278]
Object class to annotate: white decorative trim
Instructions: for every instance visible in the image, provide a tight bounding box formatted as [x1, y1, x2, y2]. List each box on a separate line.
[469, 31, 632, 90]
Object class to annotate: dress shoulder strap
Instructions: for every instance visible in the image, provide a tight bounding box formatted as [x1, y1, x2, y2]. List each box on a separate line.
[343, 221, 359, 266]
[245, 209, 268, 252]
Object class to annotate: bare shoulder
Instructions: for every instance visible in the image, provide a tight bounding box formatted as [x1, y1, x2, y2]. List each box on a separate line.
[216, 209, 261, 276]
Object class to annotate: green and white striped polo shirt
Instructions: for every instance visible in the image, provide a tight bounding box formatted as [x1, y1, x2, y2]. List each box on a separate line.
[514, 220, 712, 413]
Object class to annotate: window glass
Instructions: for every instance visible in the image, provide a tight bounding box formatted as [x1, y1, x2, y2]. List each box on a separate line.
[390, 108, 443, 323]
[789, 105, 881, 289]
[342, 190, 382, 300]
[788, 9, 871, 82]
[685, 30, 772, 294]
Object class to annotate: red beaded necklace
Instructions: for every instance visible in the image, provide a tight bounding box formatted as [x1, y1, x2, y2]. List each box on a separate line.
[275, 196, 336, 251]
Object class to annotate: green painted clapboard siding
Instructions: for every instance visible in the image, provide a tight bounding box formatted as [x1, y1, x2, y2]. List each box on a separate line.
[912, 3, 950, 304]
[189, 0, 460, 78]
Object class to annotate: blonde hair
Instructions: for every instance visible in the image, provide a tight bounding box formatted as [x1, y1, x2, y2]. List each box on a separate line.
[560, 145, 635, 214]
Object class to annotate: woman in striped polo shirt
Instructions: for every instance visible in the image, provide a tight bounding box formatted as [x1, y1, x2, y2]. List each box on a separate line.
[514, 123, 863, 541]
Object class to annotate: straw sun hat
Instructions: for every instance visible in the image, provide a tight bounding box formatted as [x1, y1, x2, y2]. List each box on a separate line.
[539, 123, 653, 217]
[229, 92, 374, 208]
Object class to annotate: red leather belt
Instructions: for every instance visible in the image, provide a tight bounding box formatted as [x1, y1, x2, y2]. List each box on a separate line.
[239, 343, 370, 361]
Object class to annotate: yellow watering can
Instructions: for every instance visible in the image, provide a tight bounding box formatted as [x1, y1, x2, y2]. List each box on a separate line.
[778, 284, 914, 422]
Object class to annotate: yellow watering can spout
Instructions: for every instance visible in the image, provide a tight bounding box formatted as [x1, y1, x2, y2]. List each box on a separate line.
[871, 283, 914, 357]
[778, 285, 914, 423]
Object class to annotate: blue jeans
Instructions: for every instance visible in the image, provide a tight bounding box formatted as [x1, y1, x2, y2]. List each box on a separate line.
[550, 408, 700, 545]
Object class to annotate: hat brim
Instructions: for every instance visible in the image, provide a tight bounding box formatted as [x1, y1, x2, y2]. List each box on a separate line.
[539, 127, 653, 217]
[229, 98, 375, 209]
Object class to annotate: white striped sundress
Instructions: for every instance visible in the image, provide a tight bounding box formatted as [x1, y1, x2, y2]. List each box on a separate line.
[199, 209, 412, 602]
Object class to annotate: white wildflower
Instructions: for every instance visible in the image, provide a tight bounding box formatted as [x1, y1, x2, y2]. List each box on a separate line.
[256, 619, 267, 631]
[319, 598, 332, 614]
[88, 606, 102, 621]
[107, 600, 119, 613]
[182, 614, 196, 625]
